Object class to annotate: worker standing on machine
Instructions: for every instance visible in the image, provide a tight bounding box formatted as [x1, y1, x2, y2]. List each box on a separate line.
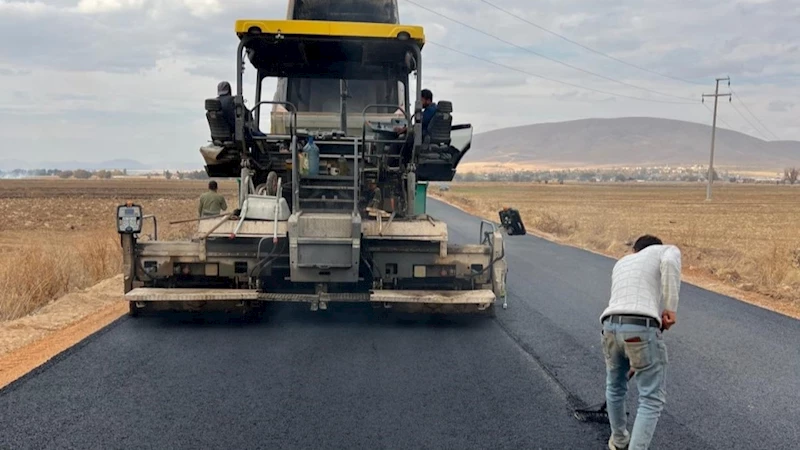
[366, 180, 383, 210]
[198, 180, 228, 218]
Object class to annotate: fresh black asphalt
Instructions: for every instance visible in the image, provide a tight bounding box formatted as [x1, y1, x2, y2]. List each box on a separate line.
[1, 200, 798, 449]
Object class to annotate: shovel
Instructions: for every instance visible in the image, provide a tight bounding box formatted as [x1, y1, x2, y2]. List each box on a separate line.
[573, 369, 635, 424]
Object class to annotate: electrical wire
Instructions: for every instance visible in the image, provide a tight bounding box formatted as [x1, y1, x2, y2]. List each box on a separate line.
[407, 2, 787, 141]
[477, 0, 706, 86]
[730, 88, 780, 140]
[729, 101, 771, 140]
[428, 41, 696, 105]
[701, 102, 735, 130]
[404, 0, 698, 103]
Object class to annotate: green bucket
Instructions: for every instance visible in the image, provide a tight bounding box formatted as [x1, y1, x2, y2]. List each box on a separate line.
[415, 182, 428, 215]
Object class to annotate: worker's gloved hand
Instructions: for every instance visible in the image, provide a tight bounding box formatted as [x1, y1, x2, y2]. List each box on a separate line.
[232, 208, 242, 218]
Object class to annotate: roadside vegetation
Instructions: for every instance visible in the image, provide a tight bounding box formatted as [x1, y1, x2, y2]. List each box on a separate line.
[433, 182, 800, 318]
[0, 178, 236, 321]
[1, 178, 797, 322]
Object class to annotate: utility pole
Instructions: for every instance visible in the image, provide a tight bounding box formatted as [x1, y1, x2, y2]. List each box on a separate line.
[702, 77, 731, 201]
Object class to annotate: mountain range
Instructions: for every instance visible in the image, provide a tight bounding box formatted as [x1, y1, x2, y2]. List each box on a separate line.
[464, 117, 800, 170]
[2, 117, 798, 172]
[0, 159, 201, 172]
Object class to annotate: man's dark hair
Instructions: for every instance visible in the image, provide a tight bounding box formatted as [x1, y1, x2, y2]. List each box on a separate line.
[633, 234, 662, 252]
[421, 89, 433, 101]
[208, 180, 218, 190]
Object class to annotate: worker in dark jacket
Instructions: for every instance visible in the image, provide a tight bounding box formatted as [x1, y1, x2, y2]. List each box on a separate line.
[216, 81, 265, 137]
[394, 89, 437, 135]
[394, 89, 438, 164]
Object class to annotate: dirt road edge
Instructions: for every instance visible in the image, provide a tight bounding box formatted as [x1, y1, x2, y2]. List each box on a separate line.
[0, 302, 127, 390]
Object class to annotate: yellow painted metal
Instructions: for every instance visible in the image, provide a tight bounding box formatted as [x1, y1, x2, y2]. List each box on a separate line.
[234, 19, 425, 46]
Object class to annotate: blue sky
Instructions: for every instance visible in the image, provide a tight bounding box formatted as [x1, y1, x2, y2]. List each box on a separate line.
[0, 0, 797, 165]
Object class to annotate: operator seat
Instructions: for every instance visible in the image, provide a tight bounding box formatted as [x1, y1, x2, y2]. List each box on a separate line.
[416, 100, 459, 182]
[205, 98, 234, 146]
[424, 100, 453, 147]
[202, 98, 241, 178]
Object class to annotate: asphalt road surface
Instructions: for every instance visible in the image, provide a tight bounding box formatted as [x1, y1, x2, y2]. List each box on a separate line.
[1, 200, 798, 449]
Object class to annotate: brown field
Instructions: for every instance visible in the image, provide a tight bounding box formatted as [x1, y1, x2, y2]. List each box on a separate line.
[0, 178, 238, 321]
[1, 178, 798, 325]
[433, 182, 800, 318]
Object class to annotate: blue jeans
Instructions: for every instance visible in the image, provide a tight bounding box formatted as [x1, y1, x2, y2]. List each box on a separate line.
[602, 320, 668, 450]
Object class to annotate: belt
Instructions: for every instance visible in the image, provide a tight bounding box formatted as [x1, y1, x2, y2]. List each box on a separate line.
[604, 314, 659, 328]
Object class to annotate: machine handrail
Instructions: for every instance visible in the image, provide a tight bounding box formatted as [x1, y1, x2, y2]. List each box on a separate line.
[250, 100, 298, 137]
[360, 104, 409, 147]
[142, 214, 158, 241]
[479, 220, 496, 245]
[361, 104, 410, 121]
[291, 134, 299, 212]
[352, 140, 359, 213]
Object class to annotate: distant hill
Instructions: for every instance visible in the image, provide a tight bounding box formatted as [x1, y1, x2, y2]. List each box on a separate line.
[465, 117, 800, 170]
[0, 159, 202, 172]
[0, 159, 149, 171]
[3, 117, 798, 172]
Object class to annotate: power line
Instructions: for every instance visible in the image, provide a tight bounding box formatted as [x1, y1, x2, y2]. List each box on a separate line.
[729, 101, 771, 140]
[730, 88, 780, 140]
[702, 102, 734, 130]
[427, 41, 695, 105]
[404, 0, 697, 104]
[701, 77, 731, 201]
[477, 0, 706, 87]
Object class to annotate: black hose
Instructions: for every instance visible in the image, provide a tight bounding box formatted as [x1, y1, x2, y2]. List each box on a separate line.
[250, 240, 287, 278]
[467, 231, 505, 280]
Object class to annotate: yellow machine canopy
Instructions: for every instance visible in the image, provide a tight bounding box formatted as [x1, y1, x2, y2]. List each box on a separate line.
[235, 20, 426, 80]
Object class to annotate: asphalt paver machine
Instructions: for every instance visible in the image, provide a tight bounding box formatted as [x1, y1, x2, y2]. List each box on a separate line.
[116, 19, 508, 317]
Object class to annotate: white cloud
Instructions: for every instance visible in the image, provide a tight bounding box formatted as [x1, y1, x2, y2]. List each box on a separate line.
[180, 0, 222, 17]
[0, 0, 49, 13]
[768, 101, 794, 112]
[0, 0, 797, 166]
[75, 0, 145, 14]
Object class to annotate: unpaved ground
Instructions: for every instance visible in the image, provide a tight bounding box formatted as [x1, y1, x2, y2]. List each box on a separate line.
[433, 193, 800, 320]
[432, 182, 800, 318]
[0, 276, 125, 388]
[0, 178, 237, 321]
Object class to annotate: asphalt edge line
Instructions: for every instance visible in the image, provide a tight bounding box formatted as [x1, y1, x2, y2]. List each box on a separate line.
[0, 302, 128, 391]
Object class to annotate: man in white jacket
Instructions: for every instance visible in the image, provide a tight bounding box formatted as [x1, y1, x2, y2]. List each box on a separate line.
[599, 235, 681, 450]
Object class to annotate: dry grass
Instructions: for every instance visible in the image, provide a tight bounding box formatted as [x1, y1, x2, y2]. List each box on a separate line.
[0, 232, 120, 320]
[434, 182, 800, 318]
[0, 178, 237, 321]
[2, 178, 797, 321]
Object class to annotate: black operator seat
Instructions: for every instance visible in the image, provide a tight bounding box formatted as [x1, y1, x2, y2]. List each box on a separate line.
[204, 98, 234, 146]
[415, 100, 460, 182]
[427, 100, 453, 145]
[419, 100, 455, 161]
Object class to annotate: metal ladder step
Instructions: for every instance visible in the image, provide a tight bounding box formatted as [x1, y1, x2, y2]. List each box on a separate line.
[301, 174, 354, 181]
[299, 198, 354, 204]
[299, 185, 355, 190]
